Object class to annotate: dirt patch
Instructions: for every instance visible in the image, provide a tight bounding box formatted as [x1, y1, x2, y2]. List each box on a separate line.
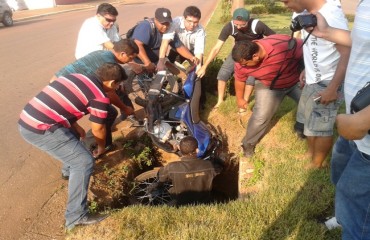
[20, 104, 256, 239]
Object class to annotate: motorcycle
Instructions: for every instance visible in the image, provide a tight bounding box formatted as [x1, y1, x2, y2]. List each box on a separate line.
[128, 65, 223, 205]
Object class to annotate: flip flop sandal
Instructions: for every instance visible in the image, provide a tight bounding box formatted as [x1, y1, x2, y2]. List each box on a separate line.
[238, 109, 247, 115]
[90, 144, 116, 160]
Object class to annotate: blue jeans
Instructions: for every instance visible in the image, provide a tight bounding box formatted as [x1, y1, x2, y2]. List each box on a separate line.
[242, 80, 301, 146]
[18, 125, 94, 229]
[61, 105, 117, 177]
[331, 136, 370, 239]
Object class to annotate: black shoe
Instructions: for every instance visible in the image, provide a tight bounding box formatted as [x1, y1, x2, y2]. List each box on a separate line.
[295, 131, 306, 139]
[294, 122, 306, 139]
[74, 213, 109, 227]
[242, 144, 255, 158]
[61, 174, 69, 180]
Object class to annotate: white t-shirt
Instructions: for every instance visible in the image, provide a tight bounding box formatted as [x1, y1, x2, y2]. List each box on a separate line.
[162, 16, 206, 55]
[75, 16, 120, 59]
[302, 2, 348, 84]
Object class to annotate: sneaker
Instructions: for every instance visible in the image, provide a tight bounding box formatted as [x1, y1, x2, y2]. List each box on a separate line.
[324, 217, 341, 230]
[126, 114, 141, 126]
[67, 213, 109, 231]
[241, 144, 255, 158]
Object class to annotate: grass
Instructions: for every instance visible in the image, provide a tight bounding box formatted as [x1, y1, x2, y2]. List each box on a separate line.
[66, 2, 351, 239]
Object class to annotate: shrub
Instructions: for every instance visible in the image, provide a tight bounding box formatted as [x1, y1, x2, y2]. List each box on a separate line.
[202, 58, 224, 95]
[267, 5, 290, 14]
[251, 6, 268, 14]
[244, 0, 260, 4]
[219, 0, 232, 24]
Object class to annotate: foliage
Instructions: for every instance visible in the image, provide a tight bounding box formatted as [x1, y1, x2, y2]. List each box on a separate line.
[202, 58, 224, 95]
[251, 5, 268, 14]
[219, 0, 232, 24]
[346, 14, 355, 23]
[126, 135, 162, 171]
[244, 0, 260, 4]
[88, 201, 99, 214]
[248, 0, 290, 14]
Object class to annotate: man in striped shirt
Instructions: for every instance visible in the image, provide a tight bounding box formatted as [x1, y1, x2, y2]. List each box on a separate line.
[18, 63, 125, 230]
[232, 35, 304, 157]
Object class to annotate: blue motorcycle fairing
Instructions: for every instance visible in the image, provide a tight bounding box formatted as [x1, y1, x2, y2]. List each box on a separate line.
[183, 70, 197, 99]
[175, 104, 211, 157]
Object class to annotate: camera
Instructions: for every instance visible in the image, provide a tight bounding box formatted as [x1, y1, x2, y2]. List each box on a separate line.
[290, 14, 317, 32]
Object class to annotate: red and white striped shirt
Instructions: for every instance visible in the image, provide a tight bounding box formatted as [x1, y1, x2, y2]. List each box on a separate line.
[19, 74, 110, 134]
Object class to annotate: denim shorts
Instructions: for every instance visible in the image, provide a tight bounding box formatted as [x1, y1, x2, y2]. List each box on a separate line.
[296, 81, 343, 136]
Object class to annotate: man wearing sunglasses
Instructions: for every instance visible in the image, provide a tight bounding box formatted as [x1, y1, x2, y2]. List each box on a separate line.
[75, 3, 120, 59]
[196, 8, 275, 114]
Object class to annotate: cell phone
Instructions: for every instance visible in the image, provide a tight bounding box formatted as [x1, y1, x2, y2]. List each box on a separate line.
[314, 96, 321, 103]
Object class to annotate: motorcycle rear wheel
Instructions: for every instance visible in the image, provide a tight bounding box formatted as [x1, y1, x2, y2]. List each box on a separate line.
[129, 169, 174, 205]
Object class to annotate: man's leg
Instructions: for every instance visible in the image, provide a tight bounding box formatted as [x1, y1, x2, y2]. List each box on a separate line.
[304, 81, 341, 168]
[18, 125, 94, 229]
[241, 81, 285, 156]
[331, 136, 352, 186]
[335, 140, 370, 239]
[216, 80, 227, 108]
[287, 83, 305, 138]
[105, 105, 118, 147]
[307, 136, 333, 168]
[215, 54, 234, 108]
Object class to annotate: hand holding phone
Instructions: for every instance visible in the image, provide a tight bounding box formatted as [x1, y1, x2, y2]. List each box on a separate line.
[314, 96, 322, 103]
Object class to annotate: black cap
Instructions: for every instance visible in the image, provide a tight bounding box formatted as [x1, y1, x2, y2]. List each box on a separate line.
[155, 8, 172, 23]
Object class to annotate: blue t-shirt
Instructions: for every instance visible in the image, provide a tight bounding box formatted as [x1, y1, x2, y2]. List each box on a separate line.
[55, 50, 116, 77]
[131, 19, 182, 64]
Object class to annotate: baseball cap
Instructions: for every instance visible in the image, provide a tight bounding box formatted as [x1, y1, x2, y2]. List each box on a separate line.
[155, 8, 172, 23]
[232, 8, 250, 21]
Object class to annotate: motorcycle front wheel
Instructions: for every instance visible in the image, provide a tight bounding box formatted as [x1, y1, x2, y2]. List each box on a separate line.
[129, 169, 174, 205]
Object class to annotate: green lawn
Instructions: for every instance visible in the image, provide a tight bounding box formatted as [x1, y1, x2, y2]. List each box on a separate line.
[67, 2, 351, 239]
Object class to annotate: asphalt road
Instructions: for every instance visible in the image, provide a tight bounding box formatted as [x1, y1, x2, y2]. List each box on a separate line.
[0, 0, 218, 238]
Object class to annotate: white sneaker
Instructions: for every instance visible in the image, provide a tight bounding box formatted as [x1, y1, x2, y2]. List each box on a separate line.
[324, 217, 341, 230]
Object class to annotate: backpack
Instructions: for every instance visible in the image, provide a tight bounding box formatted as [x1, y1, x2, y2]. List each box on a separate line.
[230, 18, 259, 36]
[124, 17, 156, 39]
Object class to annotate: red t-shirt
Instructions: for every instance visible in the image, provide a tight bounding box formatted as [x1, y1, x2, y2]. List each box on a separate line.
[234, 34, 303, 89]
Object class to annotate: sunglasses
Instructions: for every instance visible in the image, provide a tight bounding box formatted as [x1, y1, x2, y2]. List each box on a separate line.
[103, 16, 116, 23]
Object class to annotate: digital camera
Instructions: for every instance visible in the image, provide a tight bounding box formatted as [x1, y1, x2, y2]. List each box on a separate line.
[290, 14, 317, 32]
